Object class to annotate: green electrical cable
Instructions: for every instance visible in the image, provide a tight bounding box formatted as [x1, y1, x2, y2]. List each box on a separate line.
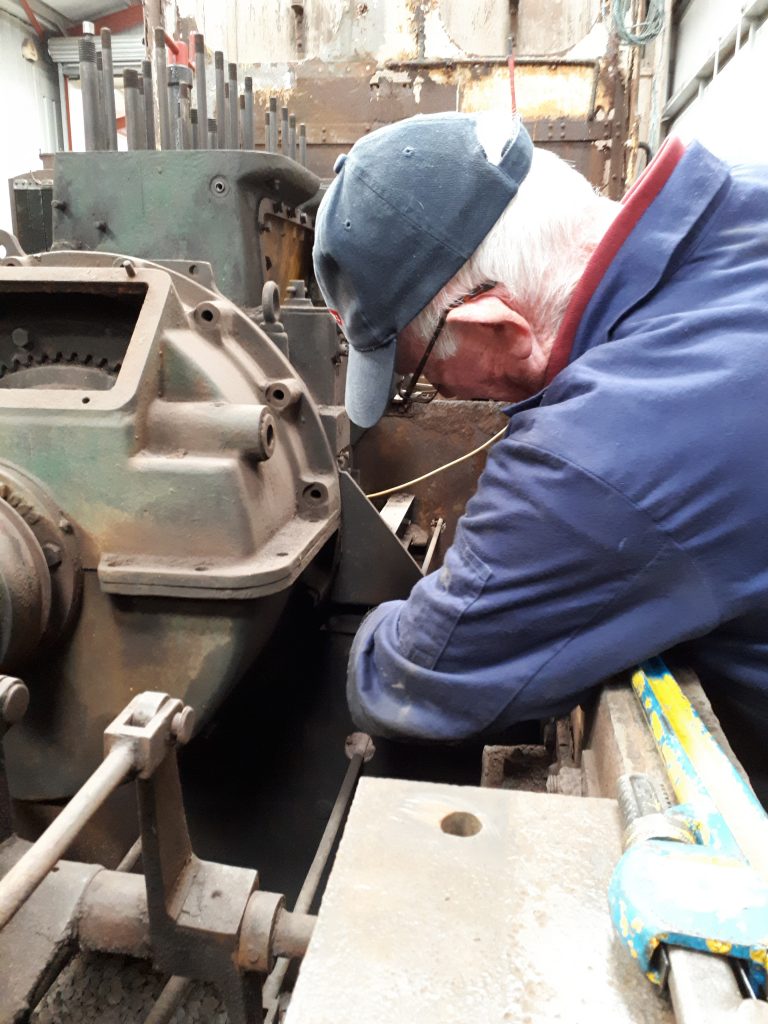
[612, 0, 665, 46]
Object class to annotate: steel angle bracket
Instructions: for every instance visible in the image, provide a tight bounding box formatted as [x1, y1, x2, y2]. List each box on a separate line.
[609, 838, 768, 984]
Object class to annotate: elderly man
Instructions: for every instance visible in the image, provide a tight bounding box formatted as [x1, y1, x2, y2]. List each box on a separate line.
[312, 112, 768, 778]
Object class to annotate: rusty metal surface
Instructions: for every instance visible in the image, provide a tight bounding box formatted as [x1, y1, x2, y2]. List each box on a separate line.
[353, 400, 508, 563]
[286, 777, 674, 1023]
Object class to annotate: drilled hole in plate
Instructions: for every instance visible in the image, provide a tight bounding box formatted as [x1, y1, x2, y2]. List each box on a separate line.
[276, 551, 288, 557]
[271, 388, 285, 402]
[189, 263, 199, 275]
[440, 811, 482, 837]
[266, 423, 275, 446]
[201, 308, 214, 322]
[81, 396, 90, 404]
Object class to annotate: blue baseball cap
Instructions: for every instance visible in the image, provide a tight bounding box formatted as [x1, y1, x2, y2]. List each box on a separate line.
[313, 112, 533, 427]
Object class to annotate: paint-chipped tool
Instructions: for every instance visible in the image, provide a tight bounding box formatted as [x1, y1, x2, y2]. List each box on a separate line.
[609, 657, 768, 994]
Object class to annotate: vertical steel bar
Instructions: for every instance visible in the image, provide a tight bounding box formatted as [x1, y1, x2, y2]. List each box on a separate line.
[207, 117, 218, 149]
[228, 62, 239, 149]
[78, 33, 100, 151]
[268, 96, 278, 152]
[154, 28, 172, 150]
[142, 59, 156, 150]
[193, 32, 207, 149]
[214, 51, 226, 149]
[101, 28, 118, 150]
[191, 108, 199, 149]
[264, 110, 271, 151]
[281, 105, 289, 156]
[299, 122, 307, 166]
[243, 76, 254, 149]
[288, 113, 296, 161]
[137, 75, 148, 150]
[0, 744, 134, 931]
[95, 51, 106, 150]
[123, 69, 145, 150]
[179, 82, 192, 149]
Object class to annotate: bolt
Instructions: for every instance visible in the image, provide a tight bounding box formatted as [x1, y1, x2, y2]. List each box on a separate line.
[171, 705, 196, 746]
[0, 677, 29, 726]
[345, 731, 375, 762]
[42, 542, 62, 569]
[58, 517, 73, 534]
[120, 259, 136, 277]
[11, 328, 30, 349]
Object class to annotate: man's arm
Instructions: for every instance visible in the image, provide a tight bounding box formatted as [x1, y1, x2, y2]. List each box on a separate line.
[348, 439, 719, 740]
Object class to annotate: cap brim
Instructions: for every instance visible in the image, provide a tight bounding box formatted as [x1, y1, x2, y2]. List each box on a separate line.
[345, 338, 397, 428]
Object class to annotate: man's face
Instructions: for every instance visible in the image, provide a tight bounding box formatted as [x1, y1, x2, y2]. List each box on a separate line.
[395, 288, 549, 403]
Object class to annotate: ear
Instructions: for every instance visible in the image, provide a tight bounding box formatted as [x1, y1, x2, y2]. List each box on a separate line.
[445, 295, 535, 359]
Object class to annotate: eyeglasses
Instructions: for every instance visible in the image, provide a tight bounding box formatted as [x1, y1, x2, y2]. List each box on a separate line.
[395, 281, 497, 405]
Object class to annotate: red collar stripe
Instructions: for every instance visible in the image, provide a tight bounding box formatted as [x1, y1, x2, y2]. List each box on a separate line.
[544, 136, 686, 385]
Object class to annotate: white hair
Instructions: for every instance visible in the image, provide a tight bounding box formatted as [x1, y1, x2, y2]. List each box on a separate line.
[405, 137, 619, 358]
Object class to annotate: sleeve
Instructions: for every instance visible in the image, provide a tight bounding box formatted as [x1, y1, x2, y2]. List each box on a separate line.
[347, 440, 720, 740]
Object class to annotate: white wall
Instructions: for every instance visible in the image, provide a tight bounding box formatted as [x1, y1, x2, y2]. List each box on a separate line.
[670, 3, 768, 164]
[0, 9, 60, 234]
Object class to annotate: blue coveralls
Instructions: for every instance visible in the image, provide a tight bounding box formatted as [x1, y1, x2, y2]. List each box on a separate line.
[348, 140, 768, 773]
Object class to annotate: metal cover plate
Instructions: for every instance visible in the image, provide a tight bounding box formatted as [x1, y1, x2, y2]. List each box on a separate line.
[287, 778, 673, 1023]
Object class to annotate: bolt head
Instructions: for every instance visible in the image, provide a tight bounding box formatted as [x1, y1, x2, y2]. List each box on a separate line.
[11, 328, 30, 349]
[171, 705, 196, 746]
[0, 677, 29, 725]
[42, 542, 62, 569]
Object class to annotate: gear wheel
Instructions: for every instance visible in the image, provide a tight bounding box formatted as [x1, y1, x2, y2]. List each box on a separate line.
[0, 349, 121, 389]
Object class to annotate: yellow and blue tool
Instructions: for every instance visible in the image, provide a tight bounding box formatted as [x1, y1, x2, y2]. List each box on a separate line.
[609, 657, 768, 992]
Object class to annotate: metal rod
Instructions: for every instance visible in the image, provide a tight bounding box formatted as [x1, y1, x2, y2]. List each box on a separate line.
[178, 82, 192, 149]
[0, 743, 134, 931]
[207, 116, 218, 149]
[137, 75, 148, 150]
[116, 837, 142, 873]
[78, 33, 100, 151]
[288, 113, 296, 161]
[214, 51, 226, 149]
[143, 975, 192, 1024]
[142, 59, 156, 150]
[299, 122, 307, 165]
[95, 51, 106, 150]
[243, 76, 254, 149]
[228, 62, 239, 149]
[154, 27, 172, 150]
[268, 96, 278, 153]
[101, 29, 117, 149]
[262, 737, 373, 1016]
[264, 110, 271, 152]
[190, 107, 198, 149]
[123, 69, 145, 150]
[193, 32, 207, 149]
[281, 105, 289, 156]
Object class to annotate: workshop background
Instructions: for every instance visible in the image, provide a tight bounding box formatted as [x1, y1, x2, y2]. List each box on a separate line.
[3, 0, 768, 233]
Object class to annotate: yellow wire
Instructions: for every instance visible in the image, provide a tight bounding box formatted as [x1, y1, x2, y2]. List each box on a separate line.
[365, 425, 508, 500]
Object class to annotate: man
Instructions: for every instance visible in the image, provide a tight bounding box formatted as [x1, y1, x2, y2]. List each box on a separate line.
[312, 112, 768, 782]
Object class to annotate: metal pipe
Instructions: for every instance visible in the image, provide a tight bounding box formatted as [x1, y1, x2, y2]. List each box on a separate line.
[154, 27, 172, 150]
[268, 96, 278, 153]
[207, 117, 218, 149]
[288, 113, 296, 161]
[78, 33, 100, 151]
[179, 82, 192, 149]
[193, 32, 207, 149]
[280, 105, 289, 156]
[123, 69, 145, 150]
[214, 51, 226, 149]
[100, 29, 117, 150]
[262, 735, 373, 1016]
[299, 122, 307, 166]
[95, 51, 106, 150]
[142, 59, 156, 150]
[243, 76, 254, 149]
[228, 62, 239, 149]
[0, 743, 134, 931]
[264, 110, 271, 152]
[143, 976, 191, 1024]
[137, 75, 148, 150]
[190, 108, 198, 149]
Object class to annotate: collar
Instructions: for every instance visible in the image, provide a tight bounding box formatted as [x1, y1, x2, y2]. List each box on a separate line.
[544, 136, 730, 384]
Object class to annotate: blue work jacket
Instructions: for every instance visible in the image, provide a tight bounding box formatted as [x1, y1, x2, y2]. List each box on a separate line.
[349, 139, 768, 744]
